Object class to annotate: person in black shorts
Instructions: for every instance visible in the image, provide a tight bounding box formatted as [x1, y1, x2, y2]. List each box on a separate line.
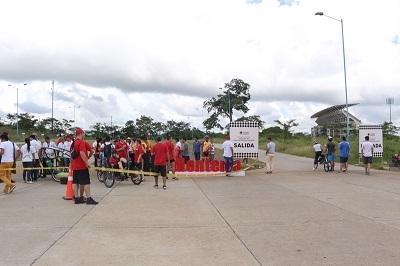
[151, 137, 170, 190]
[71, 128, 98, 205]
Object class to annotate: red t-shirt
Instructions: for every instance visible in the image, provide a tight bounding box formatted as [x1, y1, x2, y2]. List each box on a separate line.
[109, 156, 119, 167]
[115, 141, 128, 159]
[165, 140, 174, 159]
[152, 142, 168, 166]
[71, 139, 92, 171]
[134, 144, 143, 163]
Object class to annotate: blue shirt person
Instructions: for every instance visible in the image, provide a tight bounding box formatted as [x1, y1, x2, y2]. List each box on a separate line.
[193, 138, 201, 161]
[339, 136, 350, 172]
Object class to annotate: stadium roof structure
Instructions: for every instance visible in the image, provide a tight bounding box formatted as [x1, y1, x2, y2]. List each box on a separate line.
[311, 104, 361, 127]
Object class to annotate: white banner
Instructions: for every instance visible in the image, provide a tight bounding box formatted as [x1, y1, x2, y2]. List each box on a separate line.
[230, 122, 259, 158]
[358, 125, 383, 157]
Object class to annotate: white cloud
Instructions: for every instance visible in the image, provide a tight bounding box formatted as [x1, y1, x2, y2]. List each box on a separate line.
[0, 0, 399, 132]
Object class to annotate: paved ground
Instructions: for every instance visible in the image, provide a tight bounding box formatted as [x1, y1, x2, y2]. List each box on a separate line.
[1, 153, 400, 266]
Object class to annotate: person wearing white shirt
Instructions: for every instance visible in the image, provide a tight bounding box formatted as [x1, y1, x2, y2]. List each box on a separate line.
[222, 135, 234, 176]
[313, 141, 323, 170]
[30, 134, 42, 182]
[266, 137, 276, 174]
[20, 138, 36, 183]
[62, 136, 73, 167]
[57, 138, 65, 166]
[361, 135, 374, 175]
[42, 136, 57, 159]
[0, 132, 20, 194]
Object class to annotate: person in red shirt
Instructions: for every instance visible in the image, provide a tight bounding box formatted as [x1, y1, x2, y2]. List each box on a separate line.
[115, 137, 128, 167]
[108, 152, 120, 169]
[151, 136, 170, 190]
[134, 139, 144, 169]
[164, 135, 177, 180]
[71, 127, 97, 205]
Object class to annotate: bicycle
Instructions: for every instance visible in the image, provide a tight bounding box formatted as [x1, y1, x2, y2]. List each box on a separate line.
[103, 160, 144, 188]
[315, 154, 331, 172]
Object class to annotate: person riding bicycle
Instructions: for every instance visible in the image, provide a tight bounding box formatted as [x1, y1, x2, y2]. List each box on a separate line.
[312, 140, 323, 171]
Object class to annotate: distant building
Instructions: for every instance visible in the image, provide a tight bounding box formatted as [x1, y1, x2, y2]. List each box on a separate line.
[311, 104, 361, 137]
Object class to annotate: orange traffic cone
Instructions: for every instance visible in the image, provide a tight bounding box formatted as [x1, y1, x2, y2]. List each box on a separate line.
[63, 166, 74, 200]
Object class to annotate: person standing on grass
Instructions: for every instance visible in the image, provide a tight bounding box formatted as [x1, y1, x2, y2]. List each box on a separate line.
[326, 136, 336, 172]
[339, 136, 350, 172]
[361, 135, 374, 175]
[312, 140, 323, 171]
[71, 127, 97, 205]
[151, 136, 170, 190]
[0, 132, 20, 194]
[222, 134, 234, 176]
[21, 137, 36, 183]
[266, 137, 276, 174]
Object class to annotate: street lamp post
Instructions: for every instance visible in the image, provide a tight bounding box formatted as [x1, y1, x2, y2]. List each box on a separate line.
[386, 97, 394, 123]
[315, 12, 350, 138]
[8, 83, 28, 136]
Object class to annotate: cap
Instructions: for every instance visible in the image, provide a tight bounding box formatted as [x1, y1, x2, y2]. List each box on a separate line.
[75, 127, 85, 136]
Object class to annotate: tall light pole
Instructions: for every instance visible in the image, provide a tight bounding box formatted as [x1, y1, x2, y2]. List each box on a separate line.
[69, 104, 80, 127]
[386, 97, 394, 123]
[315, 12, 350, 138]
[8, 83, 28, 136]
[51, 80, 54, 133]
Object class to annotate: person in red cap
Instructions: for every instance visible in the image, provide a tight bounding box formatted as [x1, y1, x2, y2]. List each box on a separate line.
[71, 127, 98, 205]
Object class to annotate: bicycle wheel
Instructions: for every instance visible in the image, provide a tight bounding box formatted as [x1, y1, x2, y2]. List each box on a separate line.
[131, 173, 143, 185]
[97, 170, 105, 183]
[51, 169, 60, 182]
[104, 171, 115, 188]
[323, 161, 330, 172]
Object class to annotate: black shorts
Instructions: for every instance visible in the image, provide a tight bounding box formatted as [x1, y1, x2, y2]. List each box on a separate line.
[73, 169, 91, 185]
[183, 156, 190, 163]
[154, 165, 167, 177]
[202, 151, 209, 158]
[363, 156, 373, 164]
[168, 159, 175, 163]
[340, 157, 348, 163]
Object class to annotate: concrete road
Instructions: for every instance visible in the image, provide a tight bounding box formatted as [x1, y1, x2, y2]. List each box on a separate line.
[1, 153, 400, 266]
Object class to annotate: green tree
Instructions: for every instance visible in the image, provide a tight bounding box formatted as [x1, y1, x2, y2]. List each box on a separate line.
[235, 115, 264, 129]
[6, 113, 38, 131]
[274, 119, 299, 141]
[135, 115, 154, 138]
[203, 79, 251, 130]
[383, 121, 399, 138]
[165, 120, 191, 140]
[122, 120, 137, 137]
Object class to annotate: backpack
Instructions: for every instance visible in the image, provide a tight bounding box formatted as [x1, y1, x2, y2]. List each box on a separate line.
[70, 141, 80, 159]
[103, 143, 112, 158]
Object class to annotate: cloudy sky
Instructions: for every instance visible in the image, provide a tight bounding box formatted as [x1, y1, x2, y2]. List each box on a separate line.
[0, 0, 399, 132]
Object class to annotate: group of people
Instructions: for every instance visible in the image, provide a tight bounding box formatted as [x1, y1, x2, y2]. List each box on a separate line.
[0, 132, 73, 193]
[313, 135, 374, 175]
[92, 135, 215, 172]
[90, 134, 217, 189]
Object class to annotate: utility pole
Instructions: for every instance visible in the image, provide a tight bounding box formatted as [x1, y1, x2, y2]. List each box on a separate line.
[386, 97, 394, 123]
[51, 80, 54, 132]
